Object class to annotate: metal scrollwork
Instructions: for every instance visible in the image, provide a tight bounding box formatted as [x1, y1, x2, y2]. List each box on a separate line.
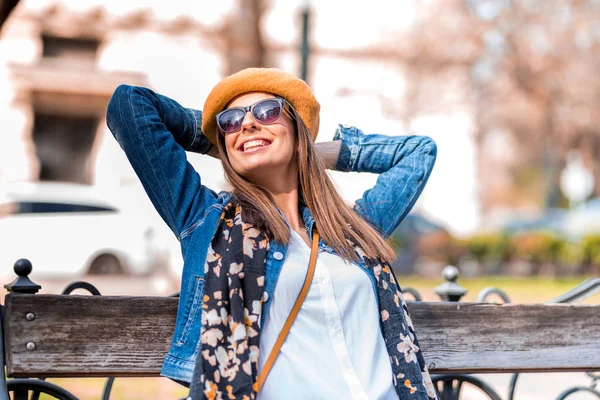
[402, 286, 423, 302]
[556, 386, 600, 400]
[7, 379, 79, 400]
[477, 287, 512, 304]
[61, 281, 102, 296]
[432, 374, 502, 400]
[549, 278, 600, 304]
[554, 372, 600, 399]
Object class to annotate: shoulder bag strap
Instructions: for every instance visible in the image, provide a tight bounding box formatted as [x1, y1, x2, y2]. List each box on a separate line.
[256, 229, 320, 392]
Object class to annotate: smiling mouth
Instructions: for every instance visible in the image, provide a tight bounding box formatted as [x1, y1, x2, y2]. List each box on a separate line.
[242, 139, 272, 152]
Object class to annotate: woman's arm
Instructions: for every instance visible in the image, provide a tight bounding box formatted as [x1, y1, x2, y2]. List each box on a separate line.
[106, 85, 219, 240]
[327, 124, 437, 237]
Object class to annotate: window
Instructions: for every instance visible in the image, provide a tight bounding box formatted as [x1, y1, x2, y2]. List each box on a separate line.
[41, 35, 99, 69]
[32, 113, 99, 183]
[16, 202, 116, 214]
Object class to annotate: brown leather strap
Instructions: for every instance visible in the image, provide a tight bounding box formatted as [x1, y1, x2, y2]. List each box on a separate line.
[256, 229, 320, 392]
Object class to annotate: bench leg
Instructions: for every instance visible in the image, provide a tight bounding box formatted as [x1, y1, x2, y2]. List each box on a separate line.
[13, 388, 28, 400]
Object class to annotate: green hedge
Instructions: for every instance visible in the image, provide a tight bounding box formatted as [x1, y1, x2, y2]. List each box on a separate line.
[396, 228, 600, 275]
[460, 232, 600, 272]
[581, 234, 600, 266]
[465, 234, 512, 264]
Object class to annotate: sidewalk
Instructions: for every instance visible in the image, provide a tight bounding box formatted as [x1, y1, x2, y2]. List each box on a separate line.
[469, 373, 594, 400]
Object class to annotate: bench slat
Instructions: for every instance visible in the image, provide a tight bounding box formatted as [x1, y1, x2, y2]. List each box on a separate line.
[4, 295, 176, 377]
[411, 301, 600, 373]
[4, 294, 600, 377]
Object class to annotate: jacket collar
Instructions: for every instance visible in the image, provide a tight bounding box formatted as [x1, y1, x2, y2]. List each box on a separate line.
[299, 202, 316, 238]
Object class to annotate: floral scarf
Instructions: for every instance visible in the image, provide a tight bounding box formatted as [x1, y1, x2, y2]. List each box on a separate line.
[188, 201, 437, 399]
[190, 202, 268, 399]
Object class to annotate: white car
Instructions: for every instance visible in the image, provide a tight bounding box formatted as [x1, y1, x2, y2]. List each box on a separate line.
[0, 182, 165, 277]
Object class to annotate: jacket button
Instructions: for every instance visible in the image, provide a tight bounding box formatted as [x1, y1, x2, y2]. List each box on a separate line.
[262, 291, 269, 302]
[273, 251, 284, 261]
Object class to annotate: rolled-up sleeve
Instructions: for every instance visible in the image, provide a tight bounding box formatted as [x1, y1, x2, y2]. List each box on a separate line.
[333, 124, 437, 237]
[106, 85, 218, 240]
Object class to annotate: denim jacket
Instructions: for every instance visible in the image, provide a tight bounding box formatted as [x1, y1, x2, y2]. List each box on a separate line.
[106, 85, 437, 393]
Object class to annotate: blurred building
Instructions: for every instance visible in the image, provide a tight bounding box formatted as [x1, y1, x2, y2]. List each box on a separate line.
[0, 0, 228, 193]
[5, 0, 546, 237]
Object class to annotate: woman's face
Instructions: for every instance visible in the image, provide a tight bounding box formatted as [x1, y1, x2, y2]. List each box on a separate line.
[223, 92, 297, 182]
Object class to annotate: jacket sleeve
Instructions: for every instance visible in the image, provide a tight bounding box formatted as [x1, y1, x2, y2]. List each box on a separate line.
[106, 84, 218, 240]
[333, 124, 437, 237]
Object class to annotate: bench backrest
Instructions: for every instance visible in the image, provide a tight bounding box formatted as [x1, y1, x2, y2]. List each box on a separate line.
[3, 294, 600, 377]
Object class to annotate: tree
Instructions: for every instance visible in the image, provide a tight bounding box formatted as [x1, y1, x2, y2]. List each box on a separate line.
[474, 0, 600, 208]
[222, 0, 267, 74]
[0, 0, 20, 30]
[398, 0, 600, 210]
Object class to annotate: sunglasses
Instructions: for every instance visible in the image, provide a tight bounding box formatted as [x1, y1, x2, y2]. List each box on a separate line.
[216, 97, 286, 134]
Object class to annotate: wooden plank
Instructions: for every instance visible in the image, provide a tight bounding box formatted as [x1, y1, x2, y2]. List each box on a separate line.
[410, 302, 600, 373]
[4, 294, 177, 377]
[4, 294, 600, 377]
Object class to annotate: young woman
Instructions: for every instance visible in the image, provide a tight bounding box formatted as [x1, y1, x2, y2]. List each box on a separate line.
[107, 68, 438, 400]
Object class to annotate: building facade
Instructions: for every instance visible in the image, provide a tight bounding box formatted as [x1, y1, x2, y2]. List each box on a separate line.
[0, 0, 480, 236]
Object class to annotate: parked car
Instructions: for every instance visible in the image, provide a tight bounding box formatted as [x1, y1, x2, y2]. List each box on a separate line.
[0, 182, 164, 277]
[390, 213, 450, 275]
[477, 207, 568, 236]
[502, 208, 568, 236]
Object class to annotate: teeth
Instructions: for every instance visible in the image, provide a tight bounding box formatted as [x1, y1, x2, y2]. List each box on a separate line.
[243, 140, 270, 151]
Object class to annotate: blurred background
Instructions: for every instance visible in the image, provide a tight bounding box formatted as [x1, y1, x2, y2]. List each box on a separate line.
[2, 0, 600, 279]
[1, 0, 599, 398]
[2, 0, 600, 282]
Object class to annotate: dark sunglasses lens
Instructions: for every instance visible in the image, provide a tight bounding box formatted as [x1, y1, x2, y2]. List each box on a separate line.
[253, 99, 282, 124]
[218, 110, 244, 133]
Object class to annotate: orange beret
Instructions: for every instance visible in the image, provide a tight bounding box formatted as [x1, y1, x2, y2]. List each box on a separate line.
[202, 68, 320, 145]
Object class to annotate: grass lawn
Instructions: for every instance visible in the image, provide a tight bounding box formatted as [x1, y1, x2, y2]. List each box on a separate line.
[398, 275, 600, 304]
[25, 276, 600, 399]
[35, 377, 188, 399]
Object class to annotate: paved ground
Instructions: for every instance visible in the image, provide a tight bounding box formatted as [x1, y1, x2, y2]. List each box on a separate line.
[471, 373, 596, 399]
[2, 272, 598, 399]
[0, 271, 181, 298]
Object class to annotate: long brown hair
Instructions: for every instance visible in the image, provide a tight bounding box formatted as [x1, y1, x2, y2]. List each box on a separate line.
[216, 102, 396, 264]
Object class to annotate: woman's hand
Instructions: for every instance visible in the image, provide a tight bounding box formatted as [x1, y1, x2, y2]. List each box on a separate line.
[314, 141, 342, 169]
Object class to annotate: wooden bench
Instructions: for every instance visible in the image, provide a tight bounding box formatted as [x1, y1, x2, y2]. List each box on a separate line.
[3, 294, 600, 378]
[2, 262, 600, 399]
[3, 294, 600, 398]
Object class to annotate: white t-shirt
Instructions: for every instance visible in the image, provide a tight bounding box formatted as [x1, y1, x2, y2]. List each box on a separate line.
[258, 230, 397, 400]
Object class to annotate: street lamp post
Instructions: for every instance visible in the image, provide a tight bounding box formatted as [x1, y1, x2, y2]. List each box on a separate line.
[0, 0, 20, 30]
[300, 2, 311, 82]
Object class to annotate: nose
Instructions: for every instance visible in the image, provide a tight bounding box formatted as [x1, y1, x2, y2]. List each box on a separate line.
[240, 110, 258, 133]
